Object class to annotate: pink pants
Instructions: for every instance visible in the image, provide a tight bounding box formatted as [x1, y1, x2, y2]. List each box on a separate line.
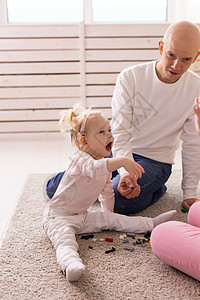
[151, 199, 200, 281]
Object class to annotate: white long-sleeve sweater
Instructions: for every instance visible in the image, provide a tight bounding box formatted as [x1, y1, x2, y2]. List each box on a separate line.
[111, 61, 200, 200]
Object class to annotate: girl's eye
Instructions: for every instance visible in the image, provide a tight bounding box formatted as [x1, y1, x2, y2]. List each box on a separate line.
[108, 128, 112, 133]
[99, 130, 104, 134]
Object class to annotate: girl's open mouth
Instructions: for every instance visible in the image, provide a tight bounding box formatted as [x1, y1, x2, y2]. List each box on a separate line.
[106, 141, 113, 151]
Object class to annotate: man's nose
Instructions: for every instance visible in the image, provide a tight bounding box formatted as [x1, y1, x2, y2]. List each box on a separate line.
[172, 58, 181, 70]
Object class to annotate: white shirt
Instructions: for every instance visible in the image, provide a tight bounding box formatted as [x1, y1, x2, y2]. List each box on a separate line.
[111, 61, 200, 200]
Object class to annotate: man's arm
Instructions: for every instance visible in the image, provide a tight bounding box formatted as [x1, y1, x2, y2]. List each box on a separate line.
[182, 96, 200, 209]
[180, 111, 200, 208]
[111, 72, 135, 163]
[111, 72, 142, 198]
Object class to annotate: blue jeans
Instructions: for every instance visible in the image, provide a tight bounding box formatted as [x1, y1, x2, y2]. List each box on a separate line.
[46, 172, 65, 199]
[113, 154, 172, 214]
[46, 153, 172, 215]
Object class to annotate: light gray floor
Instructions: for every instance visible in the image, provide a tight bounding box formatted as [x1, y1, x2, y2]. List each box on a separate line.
[0, 132, 182, 246]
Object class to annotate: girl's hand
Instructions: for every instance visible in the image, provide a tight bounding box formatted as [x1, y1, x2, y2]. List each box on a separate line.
[107, 156, 144, 175]
[123, 157, 144, 179]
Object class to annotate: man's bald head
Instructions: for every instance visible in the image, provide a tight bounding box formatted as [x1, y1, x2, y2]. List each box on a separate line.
[163, 21, 200, 52]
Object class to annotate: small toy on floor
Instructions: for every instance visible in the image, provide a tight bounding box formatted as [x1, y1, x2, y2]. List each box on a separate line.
[105, 247, 116, 254]
[181, 208, 189, 213]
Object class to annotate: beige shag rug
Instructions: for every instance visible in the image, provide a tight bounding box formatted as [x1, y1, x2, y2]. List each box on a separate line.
[1, 170, 200, 300]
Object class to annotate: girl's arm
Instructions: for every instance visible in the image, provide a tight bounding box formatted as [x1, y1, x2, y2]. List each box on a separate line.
[107, 156, 144, 179]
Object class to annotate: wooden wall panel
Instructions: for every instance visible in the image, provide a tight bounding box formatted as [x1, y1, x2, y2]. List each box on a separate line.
[0, 62, 80, 74]
[0, 74, 80, 86]
[0, 25, 80, 37]
[0, 23, 199, 133]
[0, 38, 79, 50]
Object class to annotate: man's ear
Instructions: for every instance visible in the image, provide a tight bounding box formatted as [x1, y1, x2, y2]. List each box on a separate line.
[192, 51, 200, 63]
[79, 135, 88, 147]
[158, 40, 164, 55]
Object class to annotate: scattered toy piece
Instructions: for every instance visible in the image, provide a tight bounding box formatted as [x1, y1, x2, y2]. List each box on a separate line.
[105, 247, 116, 254]
[92, 238, 97, 242]
[124, 246, 134, 252]
[81, 234, 94, 240]
[119, 234, 127, 240]
[126, 232, 135, 238]
[122, 239, 129, 244]
[105, 238, 113, 242]
[88, 246, 93, 249]
[144, 231, 151, 239]
[181, 208, 189, 213]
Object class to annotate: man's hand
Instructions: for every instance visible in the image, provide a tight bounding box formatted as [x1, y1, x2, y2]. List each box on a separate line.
[117, 173, 141, 199]
[182, 198, 197, 210]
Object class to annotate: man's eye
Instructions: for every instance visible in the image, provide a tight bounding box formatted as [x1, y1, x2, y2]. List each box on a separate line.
[99, 130, 104, 134]
[184, 58, 191, 62]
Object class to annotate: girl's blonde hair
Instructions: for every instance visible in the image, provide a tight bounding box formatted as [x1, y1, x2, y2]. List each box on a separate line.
[59, 104, 101, 149]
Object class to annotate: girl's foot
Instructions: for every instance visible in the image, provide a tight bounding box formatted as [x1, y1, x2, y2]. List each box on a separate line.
[152, 210, 177, 227]
[66, 261, 86, 282]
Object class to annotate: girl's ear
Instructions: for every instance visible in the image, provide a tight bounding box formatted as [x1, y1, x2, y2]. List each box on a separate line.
[79, 135, 88, 147]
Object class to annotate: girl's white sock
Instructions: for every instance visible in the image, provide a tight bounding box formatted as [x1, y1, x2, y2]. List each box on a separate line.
[152, 210, 177, 227]
[66, 261, 85, 282]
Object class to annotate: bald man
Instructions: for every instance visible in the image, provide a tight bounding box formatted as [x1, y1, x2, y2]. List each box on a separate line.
[111, 21, 200, 214]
